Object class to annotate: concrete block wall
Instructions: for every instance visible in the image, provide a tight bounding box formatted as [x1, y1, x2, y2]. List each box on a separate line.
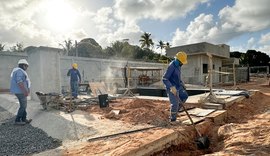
[60, 56, 166, 90]
[27, 47, 62, 100]
[181, 55, 222, 85]
[0, 52, 27, 90]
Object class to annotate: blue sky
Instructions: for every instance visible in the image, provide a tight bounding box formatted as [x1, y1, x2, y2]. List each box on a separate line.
[0, 0, 270, 55]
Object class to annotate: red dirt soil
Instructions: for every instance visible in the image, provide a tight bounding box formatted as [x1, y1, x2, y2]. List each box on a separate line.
[65, 77, 270, 156]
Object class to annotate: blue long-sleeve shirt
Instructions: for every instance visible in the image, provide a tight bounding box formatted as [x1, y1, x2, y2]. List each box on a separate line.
[67, 68, 81, 82]
[162, 59, 184, 90]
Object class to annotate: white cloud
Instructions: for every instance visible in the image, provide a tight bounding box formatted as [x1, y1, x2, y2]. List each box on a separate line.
[219, 0, 270, 32]
[247, 37, 256, 49]
[172, 0, 270, 54]
[114, 0, 209, 22]
[259, 32, 270, 45]
[172, 13, 226, 45]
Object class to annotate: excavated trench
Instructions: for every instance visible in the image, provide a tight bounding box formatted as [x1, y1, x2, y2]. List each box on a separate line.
[64, 91, 270, 156]
[153, 91, 270, 155]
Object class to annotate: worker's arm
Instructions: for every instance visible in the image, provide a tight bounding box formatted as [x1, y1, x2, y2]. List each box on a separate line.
[67, 69, 71, 76]
[77, 70, 82, 83]
[162, 63, 174, 89]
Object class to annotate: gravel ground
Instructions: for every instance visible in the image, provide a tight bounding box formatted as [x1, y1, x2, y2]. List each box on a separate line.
[0, 106, 62, 156]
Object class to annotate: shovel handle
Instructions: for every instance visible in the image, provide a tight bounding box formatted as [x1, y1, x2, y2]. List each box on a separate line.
[176, 95, 202, 137]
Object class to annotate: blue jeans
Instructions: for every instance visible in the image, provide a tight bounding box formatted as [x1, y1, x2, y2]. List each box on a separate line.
[70, 81, 79, 98]
[167, 88, 188, 120]
[15, 94, 27, 122]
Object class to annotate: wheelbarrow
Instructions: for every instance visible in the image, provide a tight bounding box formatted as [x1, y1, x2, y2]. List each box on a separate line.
[36, 92, 63, 110]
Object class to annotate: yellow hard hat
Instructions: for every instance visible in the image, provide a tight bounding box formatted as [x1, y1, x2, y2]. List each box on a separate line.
[72, 63, 78, 69]
[175, 51, 187, 64]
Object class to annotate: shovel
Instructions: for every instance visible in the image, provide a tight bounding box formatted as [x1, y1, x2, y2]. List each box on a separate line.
[176, 95, 210, 149]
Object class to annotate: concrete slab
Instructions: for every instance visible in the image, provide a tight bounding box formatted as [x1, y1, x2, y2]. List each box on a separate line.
[0, 94, 152, 143]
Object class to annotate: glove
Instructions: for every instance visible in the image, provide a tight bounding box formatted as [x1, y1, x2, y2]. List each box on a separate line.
[170, 86, 177, 96]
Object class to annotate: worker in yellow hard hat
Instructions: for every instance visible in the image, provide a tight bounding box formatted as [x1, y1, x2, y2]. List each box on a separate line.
[67, 63, 81, 98]
[162, 51, 188, 122]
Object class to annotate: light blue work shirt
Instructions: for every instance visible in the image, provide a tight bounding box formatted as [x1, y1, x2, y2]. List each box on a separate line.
[10, 68, 29, 94]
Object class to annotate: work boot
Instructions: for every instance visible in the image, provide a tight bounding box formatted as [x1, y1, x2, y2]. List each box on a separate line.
[170, 116, 177, 122]
[14, 121, 26, 126]
[24, 119, 32, 124]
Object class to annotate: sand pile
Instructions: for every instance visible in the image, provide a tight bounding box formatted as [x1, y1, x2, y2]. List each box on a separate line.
[87, 98, 170, 125]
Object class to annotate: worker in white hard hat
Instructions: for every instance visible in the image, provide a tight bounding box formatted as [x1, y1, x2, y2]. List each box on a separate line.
[67, 63, 81, 98]
[10, 59, 32, 125]
[162, 51, 189, 122]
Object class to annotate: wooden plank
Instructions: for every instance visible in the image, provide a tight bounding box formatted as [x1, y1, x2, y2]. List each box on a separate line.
[202, 102, 224, 110]
[182, 116, 205, 125]
[186, 108, 216, 117]
[206, 110, 227, 124]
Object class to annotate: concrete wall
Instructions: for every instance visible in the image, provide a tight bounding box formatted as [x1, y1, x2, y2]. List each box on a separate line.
[60, 56, 166, 90]
[0, 47, 166, 100]
[181, 54, 222, 85]
[0, 52, 27, 90]
[165, 42, 229, 85]
[27, 47, 62, 100]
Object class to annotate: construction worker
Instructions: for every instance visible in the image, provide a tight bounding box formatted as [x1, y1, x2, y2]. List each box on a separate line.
[162, 51, 189, 122]
[67, 63, 81, 98]
[10, 59, 32, 125]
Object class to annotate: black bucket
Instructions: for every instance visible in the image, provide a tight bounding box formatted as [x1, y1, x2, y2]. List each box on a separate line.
[98, 94, 109, 108]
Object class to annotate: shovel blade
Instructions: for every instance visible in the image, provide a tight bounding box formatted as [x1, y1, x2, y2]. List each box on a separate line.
[195, 136, 210, 149]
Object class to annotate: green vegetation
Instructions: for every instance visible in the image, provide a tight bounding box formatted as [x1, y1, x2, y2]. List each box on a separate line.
[10, 42, 24, 52]
[230, 50, 270, 67]
[0, 43, 4, 52]
[1, 32, 269, 67]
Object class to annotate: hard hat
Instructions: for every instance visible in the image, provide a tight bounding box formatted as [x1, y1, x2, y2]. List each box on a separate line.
[175, 51, 187, 64]
[72, 63, 78, 69]
[18, 59, 29, 65]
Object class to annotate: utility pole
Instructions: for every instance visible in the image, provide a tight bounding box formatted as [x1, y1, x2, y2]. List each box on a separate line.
[75, 40, 78, 57]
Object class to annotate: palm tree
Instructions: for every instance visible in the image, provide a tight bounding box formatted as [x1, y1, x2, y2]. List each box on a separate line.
[59, 39, 73, 55]
[157, 40, 165, 53]
[0, 43, 5, 52]
[139, 32, 154, 49]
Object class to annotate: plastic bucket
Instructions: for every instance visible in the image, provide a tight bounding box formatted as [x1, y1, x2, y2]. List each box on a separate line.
[98, 94, 109, 108]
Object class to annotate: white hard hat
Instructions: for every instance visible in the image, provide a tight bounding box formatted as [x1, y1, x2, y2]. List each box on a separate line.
[18, 59, 29, 65]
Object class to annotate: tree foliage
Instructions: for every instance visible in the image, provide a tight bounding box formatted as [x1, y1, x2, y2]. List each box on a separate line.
[157, 40, 165, 53]
[59, 39, 74, 55]
[230, 50, 270, 67]
[139, 32, 154, 49]
[0, 43, 5, 52]
[77, 38, 103, 57]
[10, 42, 24, 52]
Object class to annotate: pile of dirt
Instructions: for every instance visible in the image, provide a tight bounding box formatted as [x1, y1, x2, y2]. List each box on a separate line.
[206, 91, 270, 155]
[86, 98, 170, 126]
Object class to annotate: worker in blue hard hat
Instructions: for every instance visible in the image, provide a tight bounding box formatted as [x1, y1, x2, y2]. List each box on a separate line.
[67, 63, 81, 98]
[162, 51, 189, 122]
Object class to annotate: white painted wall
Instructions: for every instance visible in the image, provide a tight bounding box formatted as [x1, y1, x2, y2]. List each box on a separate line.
[0, 52, 27, 90]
